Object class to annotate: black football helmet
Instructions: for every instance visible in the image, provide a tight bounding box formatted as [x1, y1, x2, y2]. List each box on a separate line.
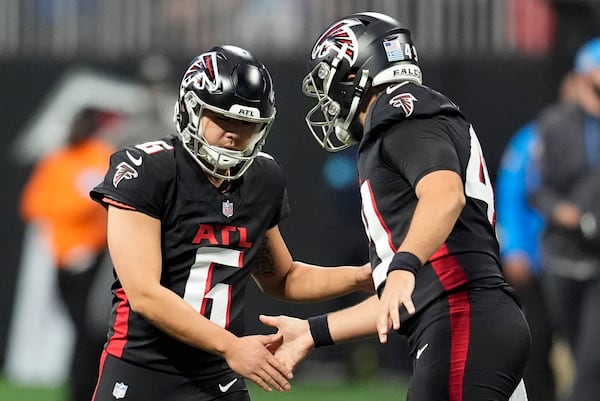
[174, 45, 276, 179]
[302, 12, 422, 151]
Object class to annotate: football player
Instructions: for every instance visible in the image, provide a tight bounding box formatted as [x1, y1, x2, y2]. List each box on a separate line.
[262, 12, 531, 401]
[89, 45, 373, 401]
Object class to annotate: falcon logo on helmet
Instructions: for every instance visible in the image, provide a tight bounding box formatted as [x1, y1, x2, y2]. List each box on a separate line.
[311, 19, 360, 64]
[389, 93, 417, 117]
[182, 52, 220, 93]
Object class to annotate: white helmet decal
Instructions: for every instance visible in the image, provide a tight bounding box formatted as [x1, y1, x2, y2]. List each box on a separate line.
[181, 52, 220, 93]
[311, 19, 360, 65]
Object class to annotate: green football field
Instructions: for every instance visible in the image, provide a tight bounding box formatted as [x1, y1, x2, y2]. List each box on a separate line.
[249, 380, 408, 401]
[0, 376, 408, 401]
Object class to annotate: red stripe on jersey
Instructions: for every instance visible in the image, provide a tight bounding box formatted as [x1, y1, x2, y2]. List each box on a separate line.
[106, 288, 130, 358]
[103, 196, 137, 210]
[447, 291, 471, 401]
[226, 284, 232, 329]
[91, 350, 109, 401]
[200, 264, 215, 316]
[430, 244, 469, 291]
[430, 243, 449, 261]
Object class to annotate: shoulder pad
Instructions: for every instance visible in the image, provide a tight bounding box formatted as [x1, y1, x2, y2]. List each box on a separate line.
[366, 82, 462, 133]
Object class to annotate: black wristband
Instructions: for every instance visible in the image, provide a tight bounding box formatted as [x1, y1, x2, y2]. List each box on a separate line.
[387, 251, 422, 276]
[307, 314, 334, 348]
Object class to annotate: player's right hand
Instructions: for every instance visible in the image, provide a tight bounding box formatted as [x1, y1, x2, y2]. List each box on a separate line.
[223, 333, 293, 392]
[259, 314, 314, 371]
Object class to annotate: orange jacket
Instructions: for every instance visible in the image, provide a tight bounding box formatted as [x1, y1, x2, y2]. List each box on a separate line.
[20, 138, 114, 268]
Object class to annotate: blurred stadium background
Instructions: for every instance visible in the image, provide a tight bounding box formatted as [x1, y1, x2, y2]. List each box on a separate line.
[0, 0, 597, 399]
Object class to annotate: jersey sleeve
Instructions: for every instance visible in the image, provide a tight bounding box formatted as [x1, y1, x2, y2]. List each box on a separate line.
[272, 187, 291, 227]
[256, 152, 291, 228]
[90, 143, 175, 219]
[380, 116, 461, 188]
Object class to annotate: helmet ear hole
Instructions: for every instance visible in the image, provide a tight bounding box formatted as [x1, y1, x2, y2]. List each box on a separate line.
[343, 67, 359, 82]
[174, 100, 188, 133]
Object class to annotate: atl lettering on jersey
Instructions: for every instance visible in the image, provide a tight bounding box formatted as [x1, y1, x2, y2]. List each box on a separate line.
[192, 224, 252, 248]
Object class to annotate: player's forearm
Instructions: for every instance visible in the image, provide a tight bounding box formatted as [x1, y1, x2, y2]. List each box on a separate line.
[281, 262, 363, 301]
[400, 190, 464, 261]
[130, 284, 237, 357]
[327, 295, 379, 341]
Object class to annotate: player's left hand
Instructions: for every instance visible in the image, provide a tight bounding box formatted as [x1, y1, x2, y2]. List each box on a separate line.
[376, 270, 416, 343]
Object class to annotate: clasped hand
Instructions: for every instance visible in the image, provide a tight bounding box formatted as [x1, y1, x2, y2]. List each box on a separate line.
[259, 314, 315, 373]
[223, 333, 293, 392]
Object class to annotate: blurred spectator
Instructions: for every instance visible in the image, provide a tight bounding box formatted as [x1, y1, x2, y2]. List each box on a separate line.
[496, 71, 577, 401]
[529, 37, 600, 401]
[496, 122, 554, 401]
[19, 107, 116, 401]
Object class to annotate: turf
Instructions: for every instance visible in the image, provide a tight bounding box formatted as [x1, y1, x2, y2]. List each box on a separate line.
[0, 377, 65, 401]
[0, 376, 407, 401]
[249, 379, 407, 401]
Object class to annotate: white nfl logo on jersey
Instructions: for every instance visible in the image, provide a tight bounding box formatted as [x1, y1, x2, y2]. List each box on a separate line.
[222, 200, 234, 217]
[112, 382, 128, 399]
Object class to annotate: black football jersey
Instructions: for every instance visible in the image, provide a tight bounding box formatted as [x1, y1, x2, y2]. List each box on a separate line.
[90, 135, 290, 377]
[359, 82, 505, 323]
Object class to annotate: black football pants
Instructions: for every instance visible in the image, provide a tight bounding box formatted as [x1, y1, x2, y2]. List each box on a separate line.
[403, 287, 531, 401]
[92, 352, 250, 401]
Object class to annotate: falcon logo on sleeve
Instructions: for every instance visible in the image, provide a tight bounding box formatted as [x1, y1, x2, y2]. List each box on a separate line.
[112, 162, 139, 188]
[389, 93, 417, 117]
